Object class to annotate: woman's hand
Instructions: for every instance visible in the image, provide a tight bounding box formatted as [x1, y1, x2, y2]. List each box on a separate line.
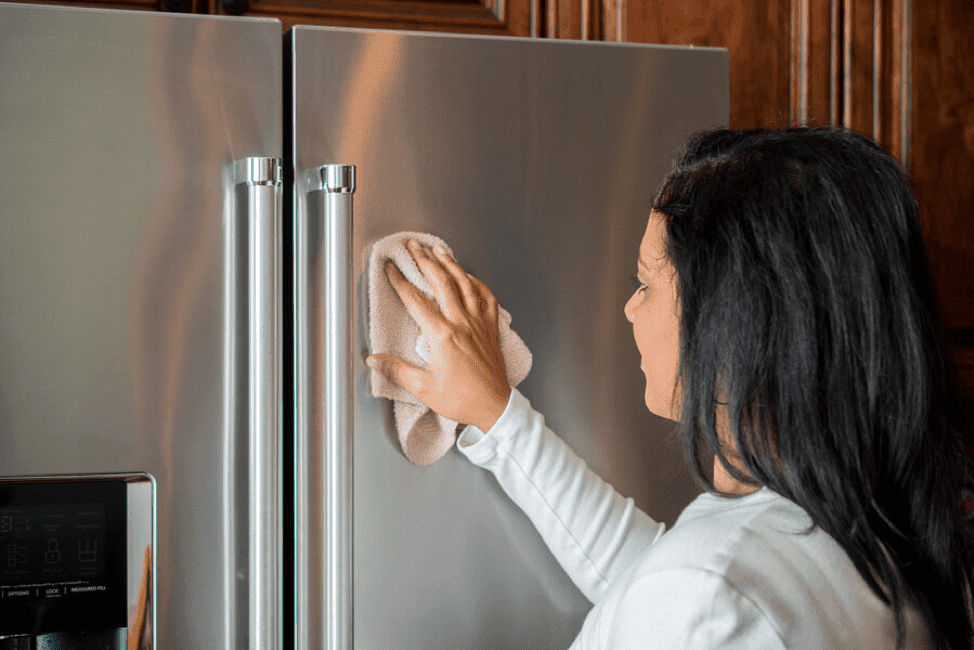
[366, 239, 512, 433]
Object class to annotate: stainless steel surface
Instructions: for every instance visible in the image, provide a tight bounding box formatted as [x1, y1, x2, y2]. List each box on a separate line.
[0, 5, 282, 649]
[322, 165, 357, 194]
[295, 165, 356, 650]
[291, 28, 728, 650]
[235, 157, 284, 187]
[234, 159, 283, 650]
[126, 475, 156, 650]
[324, 166, 355, 650]
[293, 181, 318, 650]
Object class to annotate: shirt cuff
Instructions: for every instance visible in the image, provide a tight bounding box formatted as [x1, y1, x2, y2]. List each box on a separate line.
[455, 387, 528, 462]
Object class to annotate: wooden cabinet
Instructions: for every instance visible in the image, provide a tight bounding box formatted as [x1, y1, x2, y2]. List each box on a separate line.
[211, 0, 532, 35]
[7, 0, 973, 395]
[913, 1, 974, 337]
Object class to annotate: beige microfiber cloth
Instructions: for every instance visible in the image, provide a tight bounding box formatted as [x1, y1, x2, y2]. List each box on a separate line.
[368, 231, 532, 465]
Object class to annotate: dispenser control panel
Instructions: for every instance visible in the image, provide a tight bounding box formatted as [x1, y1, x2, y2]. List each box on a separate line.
[0, 480, 127, 636]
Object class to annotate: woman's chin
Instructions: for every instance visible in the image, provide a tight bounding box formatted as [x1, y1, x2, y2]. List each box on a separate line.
[644, 388, 678, 422]
[644, 389, 664, 418]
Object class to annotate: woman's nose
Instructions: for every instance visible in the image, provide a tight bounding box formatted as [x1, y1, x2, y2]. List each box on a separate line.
[624, 292, 638, 323]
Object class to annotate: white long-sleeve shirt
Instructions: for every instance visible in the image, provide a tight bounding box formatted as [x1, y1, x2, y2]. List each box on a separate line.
[455, 388, 930, 649]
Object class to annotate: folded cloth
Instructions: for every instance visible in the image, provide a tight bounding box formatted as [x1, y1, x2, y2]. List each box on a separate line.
[368, 231, 532, 465]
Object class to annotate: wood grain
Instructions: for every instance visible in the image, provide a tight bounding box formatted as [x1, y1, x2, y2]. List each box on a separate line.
[214, 0, 533, 34]
[790, 0, 834, 126]
[911, 0, 974, 331]
[620, 0, 789, 130]
[0, 0, 161, 9]
[844, 0, 875, 136]
[877, 0, 908, 162]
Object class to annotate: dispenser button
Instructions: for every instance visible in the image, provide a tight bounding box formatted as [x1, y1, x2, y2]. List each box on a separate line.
[3, 587, 34, 599]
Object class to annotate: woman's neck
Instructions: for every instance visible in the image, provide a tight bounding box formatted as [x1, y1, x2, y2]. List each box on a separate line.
[713, 456, 759, 495]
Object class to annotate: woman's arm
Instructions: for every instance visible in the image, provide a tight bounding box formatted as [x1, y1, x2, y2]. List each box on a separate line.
[367, 240, 663, 602]
[457, 387, 665, 604]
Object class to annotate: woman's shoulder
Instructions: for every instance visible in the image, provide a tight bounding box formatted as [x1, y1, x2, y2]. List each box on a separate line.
[617, 488, 911, 649]
[638, 488, 813, 573]
[604, 564, 786, 649]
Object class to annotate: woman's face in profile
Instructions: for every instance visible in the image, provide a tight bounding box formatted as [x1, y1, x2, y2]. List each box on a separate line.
[624, 211, 681, 421]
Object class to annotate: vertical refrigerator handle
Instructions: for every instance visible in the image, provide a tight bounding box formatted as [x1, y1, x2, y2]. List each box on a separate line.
[233, 157, 282, 650]
[296, 165, 355, 650]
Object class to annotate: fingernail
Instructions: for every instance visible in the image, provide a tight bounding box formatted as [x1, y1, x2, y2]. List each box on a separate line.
[433, 244, 446, 256]
[365, 356, 377, 368]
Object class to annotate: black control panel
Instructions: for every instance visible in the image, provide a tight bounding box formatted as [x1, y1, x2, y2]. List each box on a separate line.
[0, 480, 127, 636]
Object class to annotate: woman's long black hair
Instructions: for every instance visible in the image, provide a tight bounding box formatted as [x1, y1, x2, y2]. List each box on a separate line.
[653, 126, 973, 649]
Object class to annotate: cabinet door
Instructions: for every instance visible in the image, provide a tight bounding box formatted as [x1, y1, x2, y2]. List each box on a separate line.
[212, 0, 533, 34]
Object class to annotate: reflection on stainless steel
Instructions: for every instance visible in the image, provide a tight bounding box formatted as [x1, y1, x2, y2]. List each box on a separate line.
[295, 163, 357, 650]
[291, 27, 728, 650]
[225, 158, 284, 650]
[323, 165, 355, 650]
[0, 5, 282, 650]
[319, 165, 356, 194]
[238, 158, 283, 650]
[3, 3, 727, 648]
[127, 476, 155, 650]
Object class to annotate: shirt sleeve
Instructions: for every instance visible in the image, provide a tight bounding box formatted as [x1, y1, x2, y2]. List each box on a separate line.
[604, 568, 785, 650]
[456, 387, 666, 604]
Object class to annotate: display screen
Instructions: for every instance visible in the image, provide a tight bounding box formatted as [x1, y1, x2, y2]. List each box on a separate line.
[0, 480, 126, 636]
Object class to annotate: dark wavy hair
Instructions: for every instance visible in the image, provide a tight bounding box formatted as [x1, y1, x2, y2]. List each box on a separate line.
[652, 126, 973, 649]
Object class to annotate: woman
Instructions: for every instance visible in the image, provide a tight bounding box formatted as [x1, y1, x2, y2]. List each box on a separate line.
[366, 127, 974, 649]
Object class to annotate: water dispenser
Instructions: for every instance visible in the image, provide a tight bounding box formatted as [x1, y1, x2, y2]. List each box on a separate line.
[0, 475, 153, 650]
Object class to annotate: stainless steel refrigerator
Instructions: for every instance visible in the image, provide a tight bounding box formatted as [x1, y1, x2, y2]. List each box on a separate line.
[0, 3, 728, 649]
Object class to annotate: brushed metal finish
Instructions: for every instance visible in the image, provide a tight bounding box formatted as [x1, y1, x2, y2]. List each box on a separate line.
[291, 28, 728, 650]
[235, 157, 284, 187]
[126, 474, 156, 650]
[321, 165, 357, 194]
[324, 171, 355, 650]
[294, 177, 322, 650]
[295, 165, 356, 650]
[0, 5, 282, 649]
[234, 160, 283, 650]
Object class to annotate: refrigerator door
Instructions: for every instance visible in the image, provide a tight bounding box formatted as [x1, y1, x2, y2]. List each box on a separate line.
[290, 28, 728, 650]
[0, 4, 282, 649]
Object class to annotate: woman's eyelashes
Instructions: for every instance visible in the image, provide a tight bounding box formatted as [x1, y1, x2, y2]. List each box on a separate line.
[630, 274, 648, 291]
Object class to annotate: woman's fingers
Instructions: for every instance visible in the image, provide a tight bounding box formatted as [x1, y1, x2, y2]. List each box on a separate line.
[366, 353, 425, 395]
[370, 240, 510, 432]
[431, 245, 481, 313]
[406, 240, 467, 322]
[384, 261, 441, 332]
[466, 272, 499, 321]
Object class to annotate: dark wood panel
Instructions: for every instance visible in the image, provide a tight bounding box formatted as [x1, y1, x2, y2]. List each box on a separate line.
[876, 0, 908, 161]
[601, 0, 621, 41]
[956, 348, 974, 395]
[0, 0, 162, 9]
[618, 0, 790, 130]
[212, 0, 533, 34]
[844, 0, 875, 136]
[911, 0, 974, 331]
[790, 0, 834, 126]
[545, 0, 600, 39]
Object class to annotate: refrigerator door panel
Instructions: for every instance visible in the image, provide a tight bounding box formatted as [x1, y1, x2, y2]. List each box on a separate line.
[291, 28, 728, 650]
[0, 5, 282, 649]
